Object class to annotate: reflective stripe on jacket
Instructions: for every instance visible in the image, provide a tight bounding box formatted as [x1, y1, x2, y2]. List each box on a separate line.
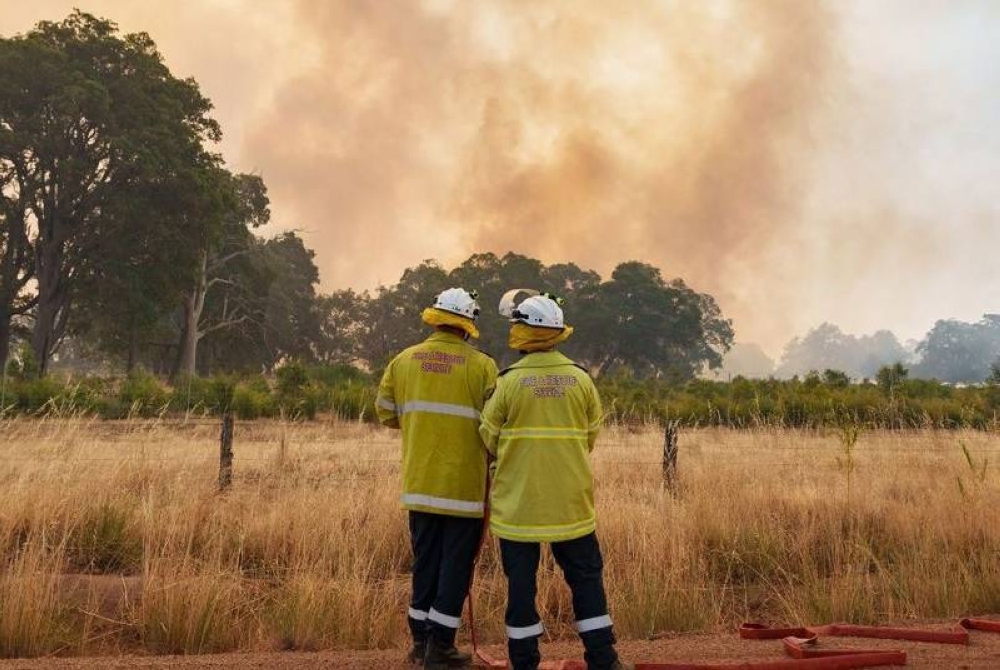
[376, 331, 498, 518]
[479, 350, 602, 542]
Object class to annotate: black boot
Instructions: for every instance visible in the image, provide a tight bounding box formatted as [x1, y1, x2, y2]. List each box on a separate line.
[586, 656, 632, 670]
[407, 616, 428, 666]
[424, 637, 472, 669]
[508, 637, 541, 670]
[407, 638, 427, 666]
[582, 628, 623, 670]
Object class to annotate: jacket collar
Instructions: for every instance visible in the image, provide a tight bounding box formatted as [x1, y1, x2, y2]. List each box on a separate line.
[425, 330, 470, 347]
[509, 350, 576, 370]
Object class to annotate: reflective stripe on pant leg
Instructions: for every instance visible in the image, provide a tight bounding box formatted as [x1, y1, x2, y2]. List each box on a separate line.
[576, 614, 613, 633]
[506, 622, 544, 639]
[409, 608, 429, 621]
[428, 608, 462, 629]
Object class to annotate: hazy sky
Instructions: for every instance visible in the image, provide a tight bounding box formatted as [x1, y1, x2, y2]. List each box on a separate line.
[3, 1, 997, 355]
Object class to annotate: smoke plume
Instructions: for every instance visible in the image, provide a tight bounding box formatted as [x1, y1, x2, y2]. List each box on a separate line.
[243, 0, 838, 348]
[10, 1, 998, 351]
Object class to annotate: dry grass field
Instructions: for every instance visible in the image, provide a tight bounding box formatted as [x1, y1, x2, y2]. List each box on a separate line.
[0, 417, 998, 662]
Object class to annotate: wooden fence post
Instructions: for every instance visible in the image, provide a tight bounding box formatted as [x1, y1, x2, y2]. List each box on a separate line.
[219, 412, 234, 492]
[662, 420, 679, 494]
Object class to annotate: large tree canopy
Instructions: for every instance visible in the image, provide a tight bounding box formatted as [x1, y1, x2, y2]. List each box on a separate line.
[0, 11, 220, 374]
[582, 262, 733, 379]
[912, 315, 1000, 383]
[322, 253, 734, 378]
[775, 323, 910, 380]
[197, 231, 322, 374]
[171, 171, 270, 379]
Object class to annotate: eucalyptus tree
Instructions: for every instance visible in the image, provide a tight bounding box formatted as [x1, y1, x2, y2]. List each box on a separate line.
[0, 12, 220, 374]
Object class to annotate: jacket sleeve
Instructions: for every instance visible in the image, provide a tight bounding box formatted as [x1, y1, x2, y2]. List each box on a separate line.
[482, 357, 499, 406]
[375, 359, 400, 429]
[479, 380, 505, 457]
[587, 380, 603, 452]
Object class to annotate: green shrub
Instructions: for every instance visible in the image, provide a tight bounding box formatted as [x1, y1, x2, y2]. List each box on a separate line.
[119, 372, 170, 415]
[276, 361, 309, 398]
[171, 374, 236, 414]
[330, 384, 378, 422]
[1, 362, 997, 429]
[986, 386, 1000, 412]
[232, 386, 274, 420]
[12, 377, 68, 413]
[275, 362, 318, 418]
[308, 363, 370, 386]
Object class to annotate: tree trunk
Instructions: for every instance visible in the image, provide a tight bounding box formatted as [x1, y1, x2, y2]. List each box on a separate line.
[126, 320, 140, 374]
[1, 199, 32, 376]
[31, 197, 73, 378]
[31, 245, 66, 378]
[0, 253, 16, 375]
[176, 306, 200, 379]
[0, 312, 10, 376]
[173, 251, 208, 380]
[32, 299, 57, 377]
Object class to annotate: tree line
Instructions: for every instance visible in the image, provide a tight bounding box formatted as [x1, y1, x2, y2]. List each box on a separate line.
[320, 253, 734, 376]
[722, 317, 1000, 384]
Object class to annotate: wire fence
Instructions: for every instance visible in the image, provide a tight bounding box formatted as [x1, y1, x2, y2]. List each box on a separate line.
[1, 455, 994, 475]
[2, 417, 997, 488]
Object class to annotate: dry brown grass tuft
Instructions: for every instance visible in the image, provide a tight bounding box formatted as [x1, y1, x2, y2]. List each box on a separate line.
[0, 417, 997, 658]
[0, 538, 72, 657]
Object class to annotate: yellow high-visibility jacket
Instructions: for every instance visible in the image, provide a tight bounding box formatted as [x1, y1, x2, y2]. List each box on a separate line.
[479, 350, 603, 542]
[376, 331, 498, 518]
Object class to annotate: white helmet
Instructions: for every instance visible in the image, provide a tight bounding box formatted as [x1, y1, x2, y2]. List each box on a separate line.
[432, 288, 480, 321]
[500, 290, 565, 329]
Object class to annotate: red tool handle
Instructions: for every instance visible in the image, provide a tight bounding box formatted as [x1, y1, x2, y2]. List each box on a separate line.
[467, 453, 507, 668]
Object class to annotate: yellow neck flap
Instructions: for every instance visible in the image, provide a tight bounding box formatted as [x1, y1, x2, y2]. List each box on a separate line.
[508, 323, 573, 352]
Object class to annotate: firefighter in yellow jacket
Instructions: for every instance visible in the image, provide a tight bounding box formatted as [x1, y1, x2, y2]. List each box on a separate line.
[479, 292, 630, 670]
[376, 288, 498, 669]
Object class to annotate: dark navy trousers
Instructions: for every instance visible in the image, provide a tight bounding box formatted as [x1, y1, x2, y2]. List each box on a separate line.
[408, 511, 482, 646]
[500, 532, 619, 670]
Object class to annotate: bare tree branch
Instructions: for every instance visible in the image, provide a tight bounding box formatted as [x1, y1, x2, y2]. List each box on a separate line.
[206, 276, 239, 290]
[199, 314, 249, 337]
[207, 248, 255, 274]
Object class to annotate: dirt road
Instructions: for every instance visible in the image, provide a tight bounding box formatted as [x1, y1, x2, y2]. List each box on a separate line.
[2, 625, 998, 670]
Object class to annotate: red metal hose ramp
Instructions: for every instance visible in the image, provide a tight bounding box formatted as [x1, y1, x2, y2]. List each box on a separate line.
[632, 659, 904, 670]
[961, 618, 1000, 633]
[533, 654, 905, 669]
[782, 636, 906, 665]
[740, 621, 969, 644]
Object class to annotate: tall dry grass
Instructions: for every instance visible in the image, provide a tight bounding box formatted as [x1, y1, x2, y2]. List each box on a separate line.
[0, 415, 997, 658]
